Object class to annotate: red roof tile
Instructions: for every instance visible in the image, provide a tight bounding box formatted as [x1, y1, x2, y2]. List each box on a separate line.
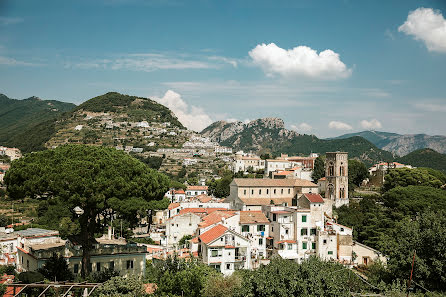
[180, 208, 227, 215]
[168, 203, 180, 210]
[304, 193, 324, 203]
[277, 240, 296, 244]
[199, 224, 228, 244]
[187, 185, 208, 191]
[239, 211, 269, 224]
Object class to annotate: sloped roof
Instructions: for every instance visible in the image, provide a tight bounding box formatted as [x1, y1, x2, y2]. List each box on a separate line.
[179, 208, 227, 215]
[199, 210, 237, 228]
[199, 224, 228, 244]
[168, 203, 180, 210]
[240, 211, 269, 224]
[303, 193, 324, 203]
[187, 185, 208, 191]
[196, 194, 212, 203]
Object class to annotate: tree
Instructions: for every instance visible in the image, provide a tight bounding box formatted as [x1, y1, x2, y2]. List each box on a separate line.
[178, 235, 193, 247]
[378, 210, 446, 291]
[95, 275, 147, 297]
[5, 144, 170, 277]
[38, 253, 73, 281]
[348, 159, 369, 188]
[312, 155, 325, 182]
[382, 168, 444, 192]
[202, 274, 242, 297]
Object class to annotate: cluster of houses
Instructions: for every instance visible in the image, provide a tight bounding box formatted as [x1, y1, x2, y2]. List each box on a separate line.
[233, 151, 318, 181]
[0, 151, 386, 280]
[0, 146, 21, 183]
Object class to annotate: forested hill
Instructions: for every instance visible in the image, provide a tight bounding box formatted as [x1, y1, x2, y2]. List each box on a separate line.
[201, 119, 394, 166]
[333, 130, 446, 156]
[396, 148, 446, 173]
[7, 92, 189, 154]
[0, 93, 76, 149]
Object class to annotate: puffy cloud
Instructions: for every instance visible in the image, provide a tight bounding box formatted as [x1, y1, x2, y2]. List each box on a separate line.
[328, 121, 353, 130]
[154, 90, 213, 132]
[399, 8, 446, 53]
[290, 123, 312, 132]
[360, 119, 382, 130]
[0, 17, 23, 25]
[249, 43, 352, 79]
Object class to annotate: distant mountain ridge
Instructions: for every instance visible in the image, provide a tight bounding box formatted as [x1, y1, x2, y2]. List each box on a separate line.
[396, 148, 446, 173]
[0, 93, 76, 149]
[332, 130, 446, 156]
[201, 118, 394, 166]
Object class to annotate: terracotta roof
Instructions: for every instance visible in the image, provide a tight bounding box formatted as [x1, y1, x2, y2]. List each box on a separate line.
[225, 245, 236, 249]
[179, 208, 227, 215]
[175, 189, 185, 194]
[187, 185, 208, 191]
[240, 211, 269, 224]
[233, 178, 317, 187]
[199, 210, 237, 228]
[277, 240, 296, 244]
[275, 171, 294, 176]
[304, 193, 324, 203]
[168, 203, 180, 210]
[190, 237, 199, 243]
[241, 197, 293, 206]
[199, 224, 228, 244]
[195, 194, 212, 203]
[318, 177, 326, 181]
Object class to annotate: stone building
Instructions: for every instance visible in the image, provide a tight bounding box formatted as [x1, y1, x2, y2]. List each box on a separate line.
[325, 152, 349, 208]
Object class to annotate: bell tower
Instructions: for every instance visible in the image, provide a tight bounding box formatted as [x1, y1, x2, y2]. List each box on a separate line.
[325, 152, 349, 208]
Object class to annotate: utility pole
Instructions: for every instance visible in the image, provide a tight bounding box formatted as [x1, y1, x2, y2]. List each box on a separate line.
[407, 250, 416, 297]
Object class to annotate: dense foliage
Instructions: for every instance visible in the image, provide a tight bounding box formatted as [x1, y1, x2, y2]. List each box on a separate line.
[396, 148, 446, 173]
[348, 159, 369, 188]
[311, 155, 325, 182]
[0, 94, 75, 150]
[37, 253, 73, 281]
[5, 144, 170, 276]
[382, 167, 445, 192]
[207, 171, 233, 198]
[95, 275, 147, 297]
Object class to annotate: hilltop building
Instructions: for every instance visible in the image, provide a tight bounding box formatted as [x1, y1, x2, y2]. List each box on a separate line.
[325, 152, 349, 208]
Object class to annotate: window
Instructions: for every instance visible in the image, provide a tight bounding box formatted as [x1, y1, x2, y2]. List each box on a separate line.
[226, 263, 231, 270]
[323, 239, 327, 244]
[242, 225, 249, 232]
[301, 228, 308, 236]
[302, 215, 307, 223]
[288, 189, 291, 194]
[288, 243, 293, 250]
[340, 228, 344, 232]
[281, 189, 284, 194]
[267, 189, 269, 194]
[259, 238, 263, 245]
[251, 189, 254, 195]
[328, 251, 333, 255]
[126, 260, 134, 269]
[329, 163, 334, 176]
[110, 261, 115, 271]
[312, 242, 316, 250]
[97, 262, 101, 272]
[285, 229, 289, 235]
[302, 242, 307, 249]
[244, 190, 247, 195]
[274, 189, 276, 194]
[171, 224, 174, 227]
[310, 228, 317, 235]
[340, 188, 345, 199]
[259, 189, 261, 195]
[257, 225, 265, 232]
[211, 249, 221, 257]
[27, 260, 29, 269]
[272, 214, 277, 221]
[73, 264, 79, 274]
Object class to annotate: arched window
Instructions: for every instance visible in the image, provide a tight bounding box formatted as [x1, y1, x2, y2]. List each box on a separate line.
[328, 184, 334, 200]
[328, 162, 334, 176]
[340, 162, 345, 176]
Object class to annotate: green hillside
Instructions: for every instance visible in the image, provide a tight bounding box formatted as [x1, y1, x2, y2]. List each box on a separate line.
[396, 148, 446, 173]
[0, 94, 76, 148]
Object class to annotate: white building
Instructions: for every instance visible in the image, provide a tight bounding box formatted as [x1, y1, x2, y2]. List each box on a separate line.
[165, 212, 202, 247]
[239, 211, 269, 260]
[233, 155, 265, 173]
[194, 224, 251, 275]
[186, 186, 208, 197]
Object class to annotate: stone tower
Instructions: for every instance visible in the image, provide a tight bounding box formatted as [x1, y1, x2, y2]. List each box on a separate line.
[325, 152, 349, 208]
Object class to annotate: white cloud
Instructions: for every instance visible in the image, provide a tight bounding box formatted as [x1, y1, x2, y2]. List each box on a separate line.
[399, 7, 446, 53]
[0, 56, 42, 66]
[153, 90, 213, 132]
[290, 123, 312, 132]
[67, 52, 238, 72]
[328, 121, 352, 130]
[248, 43, 352, 79]
[360, 119, 382, 130]
[0, 17, 23, 25]
[414, 102, 446, 112]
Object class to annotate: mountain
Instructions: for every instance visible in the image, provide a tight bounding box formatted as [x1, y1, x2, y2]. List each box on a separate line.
[43, 92, 188, 152]
[333, 130, 446, 156]
[396, 148, 446, 173]
[201, 118, 394, 166]
[0, 93, 76, 149]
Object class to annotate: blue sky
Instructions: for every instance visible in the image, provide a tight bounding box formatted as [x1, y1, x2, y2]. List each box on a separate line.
[0, 0, 445, 137]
